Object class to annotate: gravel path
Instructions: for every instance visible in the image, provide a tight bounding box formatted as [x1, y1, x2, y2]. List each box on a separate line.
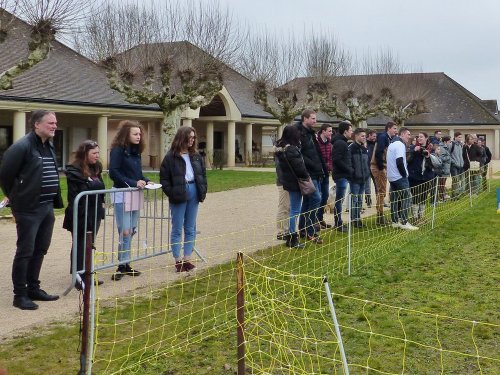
[1, 160, 498, 340]
[0, 184, 283, 340]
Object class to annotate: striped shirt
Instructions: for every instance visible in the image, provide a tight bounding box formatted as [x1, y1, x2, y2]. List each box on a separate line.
[40, 147, 59, 204]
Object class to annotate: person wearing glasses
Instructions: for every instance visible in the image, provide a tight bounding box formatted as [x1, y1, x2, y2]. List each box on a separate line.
[160, 127, 207, 272]
[109, 120, 150, 280]
[63, 140, 106, 287]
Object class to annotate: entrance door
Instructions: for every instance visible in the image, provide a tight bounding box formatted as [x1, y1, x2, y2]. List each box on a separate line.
[0, 126, 13, 163]
[53, 129, 64, 169]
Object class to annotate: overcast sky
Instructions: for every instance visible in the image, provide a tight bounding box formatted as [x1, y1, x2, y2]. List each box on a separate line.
[219, 0, 499, 101]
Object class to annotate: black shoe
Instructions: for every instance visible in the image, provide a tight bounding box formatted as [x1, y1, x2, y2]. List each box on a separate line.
[112, 266, 125, 281]
[276, 232, 287, 241]
[13, 295, 39, 310]
[336, 224, 348, 233]
[319, 221, 332, 229]
[28, 289, 59, 302]
[299, 230, 307, 239]
[183, 261, 196, 271]
[124, 264, 141, 277]
[306, 234, 323, 244]
[353, 221, 363, 228]
[287, 233, 305, 249]
[175, 261, 186, 273]
[376, 215, 387, 226]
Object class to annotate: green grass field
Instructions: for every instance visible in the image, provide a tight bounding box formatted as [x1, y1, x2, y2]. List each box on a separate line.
[0, 181, 498, 375]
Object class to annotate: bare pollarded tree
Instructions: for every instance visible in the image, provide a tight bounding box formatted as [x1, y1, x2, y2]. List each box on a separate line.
[238, 29, 340, 127]
[75, 0, 245, 151]
[238, 30, 306, 125]
[377, 73, 431, 125]
[318, 47, 429, 126]
[0, 0, 91, 89]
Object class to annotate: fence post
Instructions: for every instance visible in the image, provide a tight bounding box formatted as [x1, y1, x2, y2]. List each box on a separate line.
[78, 232, 94, 375]
[236, 252, 245, 375]
[347, 193, 352, 276]
[323, 277, 350, 375]
[468, 171, 473, 207]
[431, 177, 439, 229]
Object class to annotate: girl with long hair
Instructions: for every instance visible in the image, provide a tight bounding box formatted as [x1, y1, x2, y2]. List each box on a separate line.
[160, 126, 207, 272]
[408, 132, 435, 222]
[275, 125, 310, 248]
[63, 140, 106, 285]
[109, 120, 150, 280]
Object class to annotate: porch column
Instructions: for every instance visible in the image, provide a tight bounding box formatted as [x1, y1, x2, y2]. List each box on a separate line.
[182, 118, 193, 127]
[13, 111, 27, 142]
[206, 121, 214, 163]
[245, 123, 253, 165]
[97, 115, 108, 168]
[449, 128, 454, 138]
[495, 128, 500, 160]
[227, 121, 236, 167]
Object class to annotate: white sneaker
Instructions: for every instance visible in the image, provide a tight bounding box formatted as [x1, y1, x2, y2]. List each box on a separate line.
[400, 222, 419, 230]
[391, 222, 402, 229]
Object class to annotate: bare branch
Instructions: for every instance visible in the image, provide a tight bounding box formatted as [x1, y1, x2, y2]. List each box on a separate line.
[1, 0, 93, 89]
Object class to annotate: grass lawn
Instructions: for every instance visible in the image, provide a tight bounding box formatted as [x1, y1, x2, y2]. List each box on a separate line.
[0, 182, 498, 374]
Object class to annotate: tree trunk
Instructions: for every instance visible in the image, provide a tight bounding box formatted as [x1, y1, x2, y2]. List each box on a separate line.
[160, 109, 182, 155]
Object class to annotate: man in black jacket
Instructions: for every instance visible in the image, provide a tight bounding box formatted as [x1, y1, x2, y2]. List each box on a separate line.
[348, 128, 370, 228]
[295, 109, 325, 244]
[331, 121, 353, 232]
[0, 110, 63, 310]
[370, 121, 398, 225]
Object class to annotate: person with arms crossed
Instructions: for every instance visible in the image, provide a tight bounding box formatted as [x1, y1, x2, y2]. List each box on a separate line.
[387, 127, 418, 230]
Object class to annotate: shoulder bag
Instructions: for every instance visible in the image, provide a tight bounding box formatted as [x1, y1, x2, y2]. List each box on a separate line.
[284, 146, 317, 196]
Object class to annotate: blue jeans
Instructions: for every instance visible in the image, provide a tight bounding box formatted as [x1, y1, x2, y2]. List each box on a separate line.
[333, 178, 348, 226]
[114, 203, 140, 262]
[288, 191, 302, 234]
[349, 182, 365, 222]
[299, 178, 321, 236]
[389, 177, 411, 224]
[317, 176, 330, 222]
[170, 183, 199, 259]
[450, 166, 464, 197]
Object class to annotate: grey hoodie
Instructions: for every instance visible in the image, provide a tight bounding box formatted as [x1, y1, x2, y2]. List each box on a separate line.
[449, 140, 464, 169]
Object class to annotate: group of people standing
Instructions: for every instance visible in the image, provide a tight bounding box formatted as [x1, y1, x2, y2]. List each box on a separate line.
[0, 110, 207, 310]
[275, 110, 492, 248]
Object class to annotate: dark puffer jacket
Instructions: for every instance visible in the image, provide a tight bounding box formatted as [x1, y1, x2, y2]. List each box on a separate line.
[295, 122, 325, 179]
[275, 145, 310, 192]
[348, 141, 370, 184]
[408, 145, 435, 181]
[331, 133, 353, 181]
[160, 151, 207, 204]
[63, 164, 105, 232]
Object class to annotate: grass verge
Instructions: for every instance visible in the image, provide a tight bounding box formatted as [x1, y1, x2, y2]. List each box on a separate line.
[0, 182, 498, 374]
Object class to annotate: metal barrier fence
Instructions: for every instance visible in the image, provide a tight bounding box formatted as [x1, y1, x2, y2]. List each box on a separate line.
[63, 185, 205, 296]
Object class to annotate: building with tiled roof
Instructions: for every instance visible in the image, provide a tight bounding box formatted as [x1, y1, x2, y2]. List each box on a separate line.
[1, 8, 498, 168]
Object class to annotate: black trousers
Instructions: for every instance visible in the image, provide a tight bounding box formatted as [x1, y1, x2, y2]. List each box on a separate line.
[70, 219, 101, 274]
[12, 203, 55, 296]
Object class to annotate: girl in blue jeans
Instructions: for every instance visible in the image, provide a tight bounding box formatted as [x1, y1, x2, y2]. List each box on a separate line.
[109, 121, 150, 281]
[160, 127, 207, 272]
